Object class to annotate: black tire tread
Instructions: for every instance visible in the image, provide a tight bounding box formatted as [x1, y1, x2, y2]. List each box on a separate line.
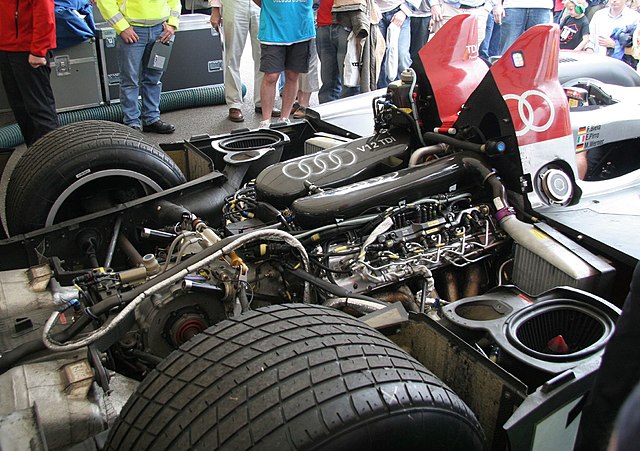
[6, 120, 185, 234]
[107, 304, 482, 451]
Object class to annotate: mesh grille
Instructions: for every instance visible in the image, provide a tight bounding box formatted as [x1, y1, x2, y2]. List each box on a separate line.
[218, 135, 281, 150]
[515, 307, 604, 356]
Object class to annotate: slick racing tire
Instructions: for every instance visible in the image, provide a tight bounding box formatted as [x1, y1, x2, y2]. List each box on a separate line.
[5, 120, 185, 235]
[106, 304, 484, 451]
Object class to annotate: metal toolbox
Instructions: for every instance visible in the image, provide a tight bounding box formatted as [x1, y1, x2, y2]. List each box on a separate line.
[49, 39, 103, 112]
[96, 13, 224, 104]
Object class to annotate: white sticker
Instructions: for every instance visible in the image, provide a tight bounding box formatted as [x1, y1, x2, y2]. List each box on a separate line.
[75, 169, 90, 179]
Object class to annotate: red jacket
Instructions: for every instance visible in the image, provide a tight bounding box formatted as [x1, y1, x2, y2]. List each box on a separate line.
[0, 0, 56, 57]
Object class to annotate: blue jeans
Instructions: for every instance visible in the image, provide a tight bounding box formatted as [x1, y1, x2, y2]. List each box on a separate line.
[410, 16, 431, 65]
[479, 14, 501, 62]
[316, 24, 359, 103]
[118, 24, 164, 127]
[377, 8, 412, 89]
[498, 8, 552, 55]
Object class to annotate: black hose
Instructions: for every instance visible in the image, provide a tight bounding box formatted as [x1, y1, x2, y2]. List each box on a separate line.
[285, 267, 387, 306]
[459, 153, 507, 202]
[0, 313, 93, 375]
[423, 132, 506, 157]
[422, 132, 485, 152]
[0, 340, 47, 374]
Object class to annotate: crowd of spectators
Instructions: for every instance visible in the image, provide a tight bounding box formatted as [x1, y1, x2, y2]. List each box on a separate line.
[208, 0, 640, 129]
[6, 1, 640, 140]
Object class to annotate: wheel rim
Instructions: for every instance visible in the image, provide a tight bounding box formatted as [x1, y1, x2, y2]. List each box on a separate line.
[45, 169, 164, 227]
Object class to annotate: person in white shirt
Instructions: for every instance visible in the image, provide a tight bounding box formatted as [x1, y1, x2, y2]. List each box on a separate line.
[430, 0, 489, 45]
[376, 0, 414, 88]
[585, 0, 640, 56]
[210, 0, 281, 123]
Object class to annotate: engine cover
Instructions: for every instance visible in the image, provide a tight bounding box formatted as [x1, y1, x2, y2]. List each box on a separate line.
[255, 129, 411, 207]
[291, 154, 474, 228]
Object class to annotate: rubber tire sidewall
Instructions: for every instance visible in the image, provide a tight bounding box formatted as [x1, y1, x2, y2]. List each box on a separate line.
[5, 120, 186, 235]
[106, 304, 484, 451]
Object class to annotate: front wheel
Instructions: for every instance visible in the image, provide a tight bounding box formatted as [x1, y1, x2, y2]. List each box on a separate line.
[106, 304, 484, 450]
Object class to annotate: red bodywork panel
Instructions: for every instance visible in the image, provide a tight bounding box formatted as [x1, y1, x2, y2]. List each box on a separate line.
[418, 14, 488, 130]
[489, 25, 572, 147]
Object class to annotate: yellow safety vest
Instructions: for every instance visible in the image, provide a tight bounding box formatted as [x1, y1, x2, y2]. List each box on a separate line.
[97, 0, 181, 33]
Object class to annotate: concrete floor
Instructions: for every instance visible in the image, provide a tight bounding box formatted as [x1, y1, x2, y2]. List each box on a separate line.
[0, 42, 319, 236]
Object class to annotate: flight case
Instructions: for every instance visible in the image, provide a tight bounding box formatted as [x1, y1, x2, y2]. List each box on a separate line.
[0, 40, 103, 113]
[96, 14, 224, 104]
[49, 39, 104, 112]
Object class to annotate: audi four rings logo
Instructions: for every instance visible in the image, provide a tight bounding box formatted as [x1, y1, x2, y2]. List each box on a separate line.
[282, 148, 358, 180]
[503, 90, 555, 137]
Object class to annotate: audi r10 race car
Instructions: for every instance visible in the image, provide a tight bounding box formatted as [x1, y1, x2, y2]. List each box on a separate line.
[0, 15, 638, 451]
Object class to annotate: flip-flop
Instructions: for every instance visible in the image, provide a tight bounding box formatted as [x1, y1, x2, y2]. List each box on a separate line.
[293, 105, 307, 119]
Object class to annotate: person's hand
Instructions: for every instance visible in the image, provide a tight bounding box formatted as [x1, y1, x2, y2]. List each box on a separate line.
[493, 5, 505, 25]
[210, 7, 221, 30]
[391, 10, 406, 26]
[120, 26, 139, 44]
[28, 54, 47, 68]
[431, 4, 443, 23]
[159, 22, 176, 43]
[598, 35, 615, 48]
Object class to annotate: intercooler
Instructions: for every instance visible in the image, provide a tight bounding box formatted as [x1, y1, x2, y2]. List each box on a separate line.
[512, 223, 615, 297]
[303, 132, 352, 154]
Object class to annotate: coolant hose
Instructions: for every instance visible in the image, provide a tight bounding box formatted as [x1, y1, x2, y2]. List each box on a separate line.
[0, 84, 239, 148]
[457, 152, 594, 280]
[285, 267, 388, 307]
[0, 312, 93, 375]
[423, 131, 505, 155]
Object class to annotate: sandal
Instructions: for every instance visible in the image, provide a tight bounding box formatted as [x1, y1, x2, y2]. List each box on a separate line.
[293, 105, 307, 119]
[290, 101, 300, 116]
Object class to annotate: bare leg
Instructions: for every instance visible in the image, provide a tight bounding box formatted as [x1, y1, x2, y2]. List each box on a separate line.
[576, 152, 588, 180]
[296, 89, 311, 108]
[260, 72, 279, 122]
[281, 70, 300, 120]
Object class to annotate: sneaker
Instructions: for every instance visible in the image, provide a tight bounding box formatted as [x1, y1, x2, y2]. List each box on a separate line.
[143, 120, 175, 134]
[258, 119, 271, 129]
[272, 118, 291, 126]
[128, 124, 142, 131]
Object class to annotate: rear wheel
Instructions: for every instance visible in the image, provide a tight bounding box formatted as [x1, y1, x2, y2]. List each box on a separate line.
[106, 304, 483, 450]
[6, 120, 185, 235]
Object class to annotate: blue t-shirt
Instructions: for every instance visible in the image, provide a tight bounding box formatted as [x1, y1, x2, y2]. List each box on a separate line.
[259, 0, 315, 45]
